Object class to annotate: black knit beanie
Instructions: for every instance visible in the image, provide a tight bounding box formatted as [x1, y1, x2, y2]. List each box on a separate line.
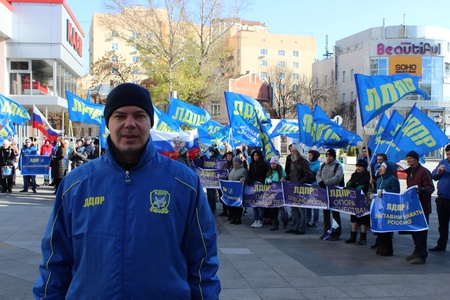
[326, 148, 336, 159]
[104, 83, 154, 128]
[406, 150, 419, 161]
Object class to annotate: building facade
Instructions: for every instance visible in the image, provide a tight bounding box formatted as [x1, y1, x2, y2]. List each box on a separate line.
[1, 0, 85, 143]
[313, 25, 450, 159]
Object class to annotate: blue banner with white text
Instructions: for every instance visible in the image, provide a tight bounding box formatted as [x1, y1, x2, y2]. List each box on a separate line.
[243, 182, 285, 208]
[20, 155, 51, 176]
[219, 180, 244, 207]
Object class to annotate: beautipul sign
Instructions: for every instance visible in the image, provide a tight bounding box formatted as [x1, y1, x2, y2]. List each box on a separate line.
[377, 42, 441, 56]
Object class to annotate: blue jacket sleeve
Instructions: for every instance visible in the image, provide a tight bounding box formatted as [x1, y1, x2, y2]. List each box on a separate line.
[33, 197, 74, 299]
[181, 177, 220, 299]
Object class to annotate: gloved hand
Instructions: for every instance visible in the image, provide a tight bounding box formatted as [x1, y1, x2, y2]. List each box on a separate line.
[267, 179, 273, 184]
[318, 181, 326, 189]
[346, 181, 353, 187]
[370, 194, 375, 200]
[357, 185, 363, 192]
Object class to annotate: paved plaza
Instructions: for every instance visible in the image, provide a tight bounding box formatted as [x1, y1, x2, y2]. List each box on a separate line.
[1, 161, 450, 299]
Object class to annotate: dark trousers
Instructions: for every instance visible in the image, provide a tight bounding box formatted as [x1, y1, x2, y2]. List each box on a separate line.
[435, 197, 450, 249]
[1, 177, 13, 191]
[323, 209, 341, 236]
[23, 175, 36, 191]
[206, 189, 217, 213]
[411, 214, 429, 259]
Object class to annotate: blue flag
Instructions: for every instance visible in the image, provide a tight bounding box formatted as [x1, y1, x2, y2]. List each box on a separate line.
[312, 105, 362, 148]
[66, 90, 104, 125]
[355, 74, 428, 126]
[375, 110, 404, 155]
[0, 93, 31, 125]
[224, 92, 274, 154]
[387, 105, 450, 163]
[371, 186, 428, 232]
[219, 180, 244, 207]
[197, 119, 229, 145]
[368, 113, 388, 150]
[297, 104, 314, 146]
[167, 97, 211, 127]
[269, 119, 299, 139]
[153, 105, 183, 132]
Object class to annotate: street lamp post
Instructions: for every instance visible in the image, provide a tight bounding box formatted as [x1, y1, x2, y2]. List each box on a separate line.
[169, 57, 185, 100]
[433, 113, 446, 158]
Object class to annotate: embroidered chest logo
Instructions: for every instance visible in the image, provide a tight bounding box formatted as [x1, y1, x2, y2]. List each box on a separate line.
[83, 196, 105, 207]
[149, 190, 170, 214]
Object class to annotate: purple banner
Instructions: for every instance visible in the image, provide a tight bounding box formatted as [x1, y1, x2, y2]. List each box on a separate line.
[328, 186, 370, 217]
[243, 182, 284, 208]
[192, 166, 228, 189]
[192, 158, 226, 169]
[281, 181, 328, 209]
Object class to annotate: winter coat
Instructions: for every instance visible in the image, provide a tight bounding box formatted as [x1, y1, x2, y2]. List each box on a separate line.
[228, 164, 248, 182]
[51, 146, 66, 179]
[247, 149, 269, 184]
[376, 161, 400, 193]
[0, 147, 15, 168]
[40, 142, 53, 156]
[347, 169, 371, 193]
[309, 159, 321, 184]
[265, 165, 286, 183]
[33, 136, 220, 299]
[69, 146, 87, 168]
[432, 158, 450, 199]
[316, 160, 344, 186]
[406, 162, 435, 215]
[287, 156, 314, 184]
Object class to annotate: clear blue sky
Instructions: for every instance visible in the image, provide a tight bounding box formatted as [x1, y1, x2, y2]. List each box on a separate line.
[66, 0, 450, 74]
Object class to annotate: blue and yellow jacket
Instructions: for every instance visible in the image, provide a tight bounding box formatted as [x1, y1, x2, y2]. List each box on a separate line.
[33, 137, 220, 299]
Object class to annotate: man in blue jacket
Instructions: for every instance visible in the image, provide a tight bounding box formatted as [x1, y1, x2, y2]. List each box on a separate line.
[33, 83, 220, 299]
[431, 144, 450, 252]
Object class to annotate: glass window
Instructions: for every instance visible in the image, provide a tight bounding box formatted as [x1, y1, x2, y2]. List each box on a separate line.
[370, 57, 389, 75]
[342, 71, 346, 82]
[131, 45, 137, 52]
[293, 50, 299, 57]
[278, 61, 285, 68]
[351, 69, 354, 81]
[260, 60, 268, 67]
[210, 101, 220, 117]
[132, 32, 139, 39]
[293, 73, 299, 80]
[9, 60, 56, 96]
[112, 43, 118, 50]
[261, 49, 268, 55]
[293, 62, 299, 69]
[278, 50, 285, 56]
[260, 72, 268, 79]
[112, 56, 118, 62]
[278, 72, 285, 79]
[445, 62, 450, 79]
[132, 56, 139, 63]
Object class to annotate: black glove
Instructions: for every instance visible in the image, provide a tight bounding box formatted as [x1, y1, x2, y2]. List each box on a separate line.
[318, 181, 326, 189]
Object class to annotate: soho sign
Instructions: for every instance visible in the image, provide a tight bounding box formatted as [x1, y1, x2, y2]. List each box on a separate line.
[377, 42, 440, 56]
[67, 19, 83, 57]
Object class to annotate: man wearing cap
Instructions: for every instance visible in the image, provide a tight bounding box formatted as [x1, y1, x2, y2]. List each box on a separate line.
[82, 136, 96, 161]
[34, 83, 220, 299]
[405, 150, 435, 264]
[316, 148, 345, 241]
[19, 138, 37, 193]
[430, 144, 450, 252]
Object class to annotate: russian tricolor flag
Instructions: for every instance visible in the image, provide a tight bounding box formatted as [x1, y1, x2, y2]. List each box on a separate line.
[32, 105, 63, 141]
[151, 129, 200, 159]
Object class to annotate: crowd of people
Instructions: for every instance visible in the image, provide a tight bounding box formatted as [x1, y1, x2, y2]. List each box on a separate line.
[205, 142, 449, 266]
[0, 135, 102, 194]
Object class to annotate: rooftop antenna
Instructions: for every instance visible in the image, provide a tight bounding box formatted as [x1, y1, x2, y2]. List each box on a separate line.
[323, 34, 333, 58]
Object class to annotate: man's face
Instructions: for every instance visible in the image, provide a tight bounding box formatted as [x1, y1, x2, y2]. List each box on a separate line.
[108, 106, 151, 156]
[446, 151, 450, 160]
[326, 154, 334, 163]
[406, 156, 418, 167]
[376, 156, 384, 164]
[25, 141, 31, 147]
[361, 149, 367, 158]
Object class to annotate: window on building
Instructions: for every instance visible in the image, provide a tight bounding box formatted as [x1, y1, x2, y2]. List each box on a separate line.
[293, 84, 299, 91]
[370, 57, 389, 75]
[342, 71, 346, 82]
[112, 56, 118, 62]
[112, 43, 118, 50]
[278, 72, 285, 79]
[293, 62, 299, 69]
[131, 45, 137, 52]
[278, 61, 285, 68]
[293, 73, 299, 80]
[260, 60, 268, 67]
[342, 93, 346, 102]
[132, 32, 139, 39]
[278, 84, 285, 92]
[260, 72, 268, 79]
[278, 50, 285, 56]
[445, 63, 450, 79]
[111, 30, 119, 37]
[351, 69, 354, 81]
[261, 49, 268, 55]
[132, 67, 139, 75]
[132, 56, 139, 63]
[293, 50, 299, 57]
[351, 91, 354, 101]
[210, 101, 220, 117]
[324, 75, 328, 86]
[9, 60, 56, 96]
[237, 49, 240, 56]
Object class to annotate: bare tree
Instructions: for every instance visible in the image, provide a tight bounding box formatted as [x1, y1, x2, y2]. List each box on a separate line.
[89, 52, 136, 104]
[102, 0, 249, 105]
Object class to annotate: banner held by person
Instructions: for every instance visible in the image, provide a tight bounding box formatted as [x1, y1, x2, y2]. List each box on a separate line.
[243, 182, 284, 208]
[219, 180, 244, 207]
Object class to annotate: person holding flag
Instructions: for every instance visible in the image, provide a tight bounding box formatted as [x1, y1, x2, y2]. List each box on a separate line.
[404, 151, 435, 264]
